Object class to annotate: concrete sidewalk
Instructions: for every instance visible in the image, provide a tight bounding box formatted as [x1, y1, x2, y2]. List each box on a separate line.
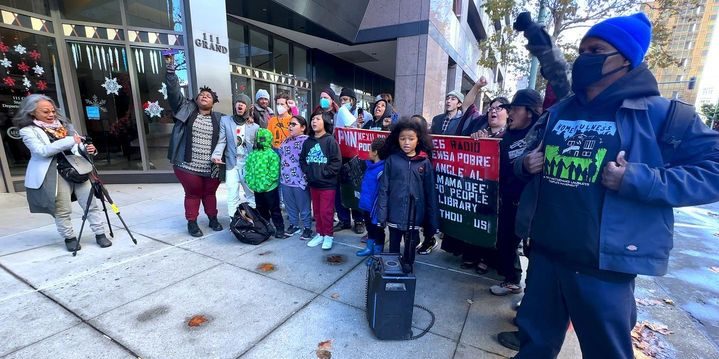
[0, 183, 715, 359]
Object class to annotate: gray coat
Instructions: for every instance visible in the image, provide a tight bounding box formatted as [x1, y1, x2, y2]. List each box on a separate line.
[165, 71, 222, 165]
[211, 115, 259, 170]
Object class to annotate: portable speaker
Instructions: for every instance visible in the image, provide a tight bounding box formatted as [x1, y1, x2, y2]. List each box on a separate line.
[365, 254, 416, 340]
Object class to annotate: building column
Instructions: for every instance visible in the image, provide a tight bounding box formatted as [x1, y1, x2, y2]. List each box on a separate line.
[393, 34, 448, 121]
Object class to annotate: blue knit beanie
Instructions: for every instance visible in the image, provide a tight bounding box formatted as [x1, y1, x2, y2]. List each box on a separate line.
[583, 12, 652, 68]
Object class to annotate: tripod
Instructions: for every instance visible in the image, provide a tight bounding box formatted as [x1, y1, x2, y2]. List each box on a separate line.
[400, 195, 418, 273]
[73, 140, 137, 256]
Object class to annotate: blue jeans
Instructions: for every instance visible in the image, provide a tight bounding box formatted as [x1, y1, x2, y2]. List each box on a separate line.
[281, 184, 312, 229]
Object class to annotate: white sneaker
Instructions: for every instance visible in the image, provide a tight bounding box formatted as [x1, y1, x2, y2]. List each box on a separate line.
[307, 234, 324, 247]
[321, 235, 334, 250]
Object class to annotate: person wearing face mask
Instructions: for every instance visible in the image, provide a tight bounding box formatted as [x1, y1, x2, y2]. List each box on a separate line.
[339, 87, 372, 128]
[267, 93, 293, 149]
[312, 87, 340, 129]
[509, 13, 719, 359]
[251, 89, 274, 128]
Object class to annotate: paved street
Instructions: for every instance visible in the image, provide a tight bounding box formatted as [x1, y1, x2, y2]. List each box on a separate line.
[0, 183, 717, 359]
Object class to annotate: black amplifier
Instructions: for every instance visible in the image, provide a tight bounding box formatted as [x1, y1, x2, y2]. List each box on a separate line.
[365, 254, 416, 340]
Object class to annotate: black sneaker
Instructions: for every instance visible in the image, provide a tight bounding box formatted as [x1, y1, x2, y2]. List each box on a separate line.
[333, 222, 352, 232]
[416, 238, 437, 255]
[208, 216, 223, 231]
[300, 228, 314, 240]
[285, 225, 302, 236]
[353, 221, 366, 234]
[497, 331, 520, 351]
[274, 226, 289, 239]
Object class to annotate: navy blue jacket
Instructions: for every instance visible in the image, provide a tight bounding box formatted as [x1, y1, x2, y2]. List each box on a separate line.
[514, 64, 719, 276]
[359, 159, 385, 223]
[376, 152, 440, 233]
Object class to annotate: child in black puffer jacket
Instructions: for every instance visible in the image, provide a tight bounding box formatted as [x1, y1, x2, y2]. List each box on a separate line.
[376, 118, 439, 273]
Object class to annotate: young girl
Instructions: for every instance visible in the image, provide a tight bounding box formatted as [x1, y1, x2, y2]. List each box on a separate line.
[376, 118, 439, 273]
[356, 137, 387, 257]
[280, 115, 313, 240]
[300, 110, 342, 250]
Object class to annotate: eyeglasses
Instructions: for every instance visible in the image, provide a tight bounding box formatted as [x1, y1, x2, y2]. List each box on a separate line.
[488, 106, 505, 112]
[288, 122, 300, 127]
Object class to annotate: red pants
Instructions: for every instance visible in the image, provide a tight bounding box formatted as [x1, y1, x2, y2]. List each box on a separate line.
[310, 188, 335, 236]
[174, 167, 221, 221]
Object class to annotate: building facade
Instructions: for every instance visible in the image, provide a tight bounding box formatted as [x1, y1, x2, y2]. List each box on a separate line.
[0, 0, 499, 192]
[645, 2, 718, 104]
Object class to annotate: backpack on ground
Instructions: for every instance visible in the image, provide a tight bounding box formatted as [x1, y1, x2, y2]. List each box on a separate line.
[230, 203, 273, 245]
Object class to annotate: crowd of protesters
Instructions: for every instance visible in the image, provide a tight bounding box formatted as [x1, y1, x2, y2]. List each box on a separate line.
[13, 9, 719, 359]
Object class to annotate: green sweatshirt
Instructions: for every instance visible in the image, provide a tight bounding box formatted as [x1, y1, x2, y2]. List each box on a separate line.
[246, 128, 280, 193]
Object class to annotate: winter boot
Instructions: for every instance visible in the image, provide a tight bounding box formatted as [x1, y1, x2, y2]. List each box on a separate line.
[64, 237, 80, 252]
[208, 216, 223, 231]
[356, 239, 376, 256]
[95, 234, 112, 248]
[188, 220, 203, 237]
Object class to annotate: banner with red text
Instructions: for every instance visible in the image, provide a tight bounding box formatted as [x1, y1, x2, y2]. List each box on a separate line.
[335, 128, 500, 248]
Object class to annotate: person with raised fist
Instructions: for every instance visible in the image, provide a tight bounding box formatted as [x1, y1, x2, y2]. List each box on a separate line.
[510, 12, 719, 359]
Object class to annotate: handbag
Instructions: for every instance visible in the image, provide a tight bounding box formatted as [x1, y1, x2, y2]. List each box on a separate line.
[57, 153, 93, 183]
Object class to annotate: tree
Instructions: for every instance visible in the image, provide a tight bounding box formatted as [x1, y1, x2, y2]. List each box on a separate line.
[477, 0, 701, 93]
[700, 102, 719, 130]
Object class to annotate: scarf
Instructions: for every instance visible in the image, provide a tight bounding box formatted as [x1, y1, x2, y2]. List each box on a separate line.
[34, 119, 68, 138]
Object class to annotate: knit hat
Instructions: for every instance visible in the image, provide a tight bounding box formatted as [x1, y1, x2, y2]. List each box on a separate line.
[446, 90, 464, 103]
[255, 89, 270, 101]
[339, 87, 356, 99]
[236, 93, 251, 106]
[320, 87, 338, 104]
[583, 12, 652, 68]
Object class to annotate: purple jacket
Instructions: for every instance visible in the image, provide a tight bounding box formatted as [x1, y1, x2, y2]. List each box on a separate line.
[280, 134, 309, 189]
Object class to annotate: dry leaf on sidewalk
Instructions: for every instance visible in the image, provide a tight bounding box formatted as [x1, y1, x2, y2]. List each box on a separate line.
[663, 299, 675, 305]
[316, 339, 333, 359]
[636, 298, 663, 306]
[632, 321, 673, 358]
[466, 299, 474, 305]
[330, 293, 340, 299]
[709, 266, 719, 274]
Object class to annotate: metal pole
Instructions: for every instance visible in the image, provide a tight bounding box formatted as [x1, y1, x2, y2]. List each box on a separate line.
[527, 0, 549, 89]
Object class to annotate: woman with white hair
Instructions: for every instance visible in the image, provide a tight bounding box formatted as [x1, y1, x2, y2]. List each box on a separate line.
[14, 94, 111, 252]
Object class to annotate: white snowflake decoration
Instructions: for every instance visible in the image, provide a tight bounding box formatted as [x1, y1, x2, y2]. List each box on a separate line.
[158, 82, 167, 100]
[14, 44, 26, 54]
[84, 95, 108, 113]
[32, 65, 44, 76]
[0, 58, 11, 68]
[101, 76, 122, 95]
[144, 101, 163, 118]
[22, 76, 31, 88]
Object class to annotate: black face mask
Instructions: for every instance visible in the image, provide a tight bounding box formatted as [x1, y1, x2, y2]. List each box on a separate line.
[571, 52, 628, 92]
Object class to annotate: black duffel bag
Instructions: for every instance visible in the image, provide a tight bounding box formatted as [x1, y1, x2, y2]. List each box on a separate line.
[229, 202, 273, 245]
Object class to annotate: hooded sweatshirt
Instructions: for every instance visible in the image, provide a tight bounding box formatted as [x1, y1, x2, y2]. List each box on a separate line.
[280, 134, 309, 189]
[359, 159, 385, 220]
[363, 100, 394, 131]
[245, 128, 280, 193]
[300, 132, 342, 189]
[532, 64, 661, 271]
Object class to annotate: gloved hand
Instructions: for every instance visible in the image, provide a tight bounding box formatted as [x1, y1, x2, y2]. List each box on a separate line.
[513, 12, 533, 31]
[514, 11, 553, 50]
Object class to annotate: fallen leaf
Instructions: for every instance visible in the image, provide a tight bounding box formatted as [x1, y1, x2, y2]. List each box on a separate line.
[709, 266, 719, 274]
[317, 339, 333, 350]
[636, 298, 662, 306]
[257, 263, 276, 272]
[187, 315, 208, 327]
[708, 211, 719, 218]
[466, 299, 474, 305]
[330, 293, 340, 299]
[663, 298, 675, 305]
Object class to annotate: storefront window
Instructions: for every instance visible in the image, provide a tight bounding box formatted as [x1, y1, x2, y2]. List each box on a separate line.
[133, 47, 187, 170]
[295, 89, 310, 119]
[228, 21, 248, 66]
[68, 42, 140, 170]
[274, 39, 289, 75]
[0, 27, 65, 177]
[59, 0, 123, 25]
[230, 75, 250, 108]
[0, 0, 50, 16]
[125, 0, 183, 31]
[249, 29, 271, 71]
[293, 46, 308, 79]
